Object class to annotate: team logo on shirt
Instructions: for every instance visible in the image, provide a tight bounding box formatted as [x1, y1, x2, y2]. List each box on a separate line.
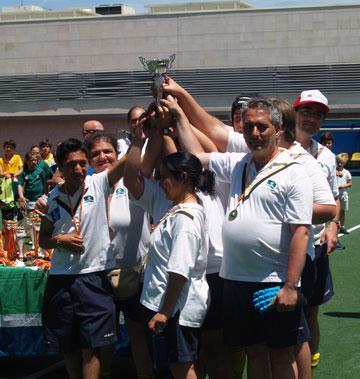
[83, 195, 95, 204]
[115, 187, 126, 198]
[266, 180, 277, 190]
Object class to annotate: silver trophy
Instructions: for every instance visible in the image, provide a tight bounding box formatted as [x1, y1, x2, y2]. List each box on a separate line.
[16, 226, 26, 263]
[139, 54, 176, 106]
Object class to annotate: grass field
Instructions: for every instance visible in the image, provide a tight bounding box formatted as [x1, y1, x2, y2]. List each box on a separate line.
[314, 176, 360, 378]
[1, 179, 359, 378]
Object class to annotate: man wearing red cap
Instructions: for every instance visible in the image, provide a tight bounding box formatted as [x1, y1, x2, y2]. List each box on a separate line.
[293, 90, 340, 376]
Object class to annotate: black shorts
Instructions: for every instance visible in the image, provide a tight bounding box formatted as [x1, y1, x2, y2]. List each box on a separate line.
[301, 255, 316, 302]
[142, 306, 200, 364]
[42, 271, 117, 353]
[307, 244, 334, 307]
[202, 273, 224, 330]
[116, 285, 142, 323]
[223, 280, 310, 350]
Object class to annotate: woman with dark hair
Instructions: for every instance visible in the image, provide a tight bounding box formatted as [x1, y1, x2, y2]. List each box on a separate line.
[124, 126, 214, 379]
[85, 132, 154, 379]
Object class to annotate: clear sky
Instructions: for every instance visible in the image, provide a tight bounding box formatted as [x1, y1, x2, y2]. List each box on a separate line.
[0, 0, 359, 14]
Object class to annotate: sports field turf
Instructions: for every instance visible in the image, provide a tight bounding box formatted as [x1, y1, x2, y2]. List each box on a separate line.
[313, 176, 360, 379]
[0, 179, 359, 378]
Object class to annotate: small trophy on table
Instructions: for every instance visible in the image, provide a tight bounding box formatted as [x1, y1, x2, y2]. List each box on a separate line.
[139, 54, 176, 106]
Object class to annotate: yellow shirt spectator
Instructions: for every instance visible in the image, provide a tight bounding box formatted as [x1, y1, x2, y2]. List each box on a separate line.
[0, 154, 23, 176]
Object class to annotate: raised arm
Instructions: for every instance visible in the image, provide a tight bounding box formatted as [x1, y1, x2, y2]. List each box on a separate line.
[160, 95, 211, 168]
[107, 154, 127, 188]
[162, 76, 230, 152]
[123, 127, 147, 200]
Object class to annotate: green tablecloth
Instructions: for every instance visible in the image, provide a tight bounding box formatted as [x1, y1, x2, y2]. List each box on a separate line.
[0, 266, 48, 356]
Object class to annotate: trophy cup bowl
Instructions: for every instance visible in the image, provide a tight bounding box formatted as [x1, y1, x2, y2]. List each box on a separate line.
[139, 54, 176, 106]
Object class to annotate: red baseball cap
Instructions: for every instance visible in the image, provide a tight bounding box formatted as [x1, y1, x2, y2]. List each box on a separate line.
[293, 90, 330, 113]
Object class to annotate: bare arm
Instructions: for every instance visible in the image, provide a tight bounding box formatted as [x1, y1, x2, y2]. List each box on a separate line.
[271, 224, 309, 311]
[107, 154, 127, 188]
[160, 95, 211, 168]
[162, 75, 230, 152]
[124, 128, 146, 200]
[148, 272, 187, 331]
[39, 216, 84, 253]
[320, 197, 340, 254]
[141, 121, 164, 178]
[191, 125, 218, 153]
[312, 204, 336, 224]
[339, 179, 352, 189]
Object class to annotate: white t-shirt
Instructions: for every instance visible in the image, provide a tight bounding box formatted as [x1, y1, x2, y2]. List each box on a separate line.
[289, 141, 336, 259]
[209, 149, 313, 283]
[226, 129, 250, 153]
[45, 171, 115, 275]
[109, 178, 151, 269]
[134, 179, 210, 328]
[337, 168, 352, 194]
[198, 192, 225, 274]
[306, 140, 338, 244]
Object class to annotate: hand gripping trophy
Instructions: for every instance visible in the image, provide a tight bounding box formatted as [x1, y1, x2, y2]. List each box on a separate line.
[139, 54, 176, 106]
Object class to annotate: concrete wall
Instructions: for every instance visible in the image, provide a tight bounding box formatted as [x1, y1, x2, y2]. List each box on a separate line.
[0, 116, 127, 156]
[0, 5, 359, 75]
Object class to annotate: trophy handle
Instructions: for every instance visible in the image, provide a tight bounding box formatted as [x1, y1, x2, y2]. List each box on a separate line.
[168, 54, 176, 69]
[139, 56, 148, 70]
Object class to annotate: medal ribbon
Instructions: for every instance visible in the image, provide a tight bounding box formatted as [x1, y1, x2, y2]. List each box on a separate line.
[228, 154, 298, 220]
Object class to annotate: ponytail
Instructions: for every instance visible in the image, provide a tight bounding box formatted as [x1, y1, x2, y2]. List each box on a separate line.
[198, 169, 215, 196]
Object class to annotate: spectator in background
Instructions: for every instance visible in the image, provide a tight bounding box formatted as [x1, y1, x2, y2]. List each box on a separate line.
[319, 132, 334, 151]
[31, 145, 42, 161]
[117, 106, 146, 159]
[230, 95, 251, 133]
[18, 152, 53, 210]
[0, 139, 23, 220]
[336, 155, 352, 235]
[82, 120, 105, 140]
[40, 139, 56, 171]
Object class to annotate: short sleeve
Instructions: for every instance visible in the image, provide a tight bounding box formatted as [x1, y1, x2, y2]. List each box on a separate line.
[209, 152, 246, 183]
[284, 165, 313, 225]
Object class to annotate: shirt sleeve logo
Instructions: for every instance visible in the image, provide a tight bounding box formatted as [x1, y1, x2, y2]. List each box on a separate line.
[115, 187, 126, 198]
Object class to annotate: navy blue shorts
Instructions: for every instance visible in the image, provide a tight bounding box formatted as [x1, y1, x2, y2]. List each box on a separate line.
[116, 285, 142, 323]
[141, 306, 200, 364]
[202, 273, 224, 330]
[307, 244, 334, 307]
[223, 280, 310, 349]
[301, 255, 316, 302]
[42, 271, 117, 353]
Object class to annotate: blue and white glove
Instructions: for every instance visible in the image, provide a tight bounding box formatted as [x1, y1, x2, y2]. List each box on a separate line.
[252, 286, 281, 313]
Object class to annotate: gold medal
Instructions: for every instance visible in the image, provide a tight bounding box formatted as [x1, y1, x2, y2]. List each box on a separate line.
[228, 209, 238, 221]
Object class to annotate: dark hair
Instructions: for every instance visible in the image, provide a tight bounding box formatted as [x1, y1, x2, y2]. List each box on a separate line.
[319, 132, 334, 146]
[85, 132, 118, 154]
[56, 138, 88, 167]
[39, 139, 52, 148]
[231, 95, 252, 125]
[269, 98, 296, 143]
[127, 105, 145, 124]
[3, 139, 16, 149]
[163, 152, 215, 195]
[23, 152, 35, 171]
